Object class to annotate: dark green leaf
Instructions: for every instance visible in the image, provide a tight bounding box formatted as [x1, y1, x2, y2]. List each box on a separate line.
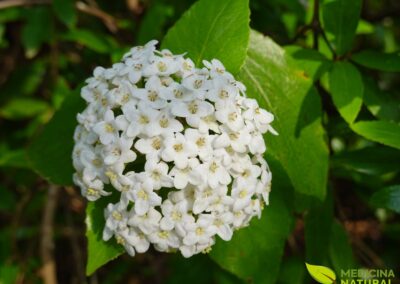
[329, 62, 363, 123]
[53, 0, 77, 28]
[0, 98, 49, 120]
[370, 185, 400, 213]
[305, 191, 334, 264]
[284, 46, 331, 82]
[86, 196, 124, 276]
[278, 257, 306, 284]
[62, 29, 111, 54]
[0, 185, 16, 211]
[331, 146, 400, 176]
[28, 90, 85, 185]
[239, 31, 329, 199]
[137, 3, 174, 44]
[0, 149, 30, 169]
[322, 0, 362, 55]
[329, 222, 356, 274]
[351, 121, 400, 150]
[21, 7, 52, 58]
[352, 50, 400, 72]
[162, 0, 250, 74]
[362, 76, 400, 122]
[167, 254, 243, 284]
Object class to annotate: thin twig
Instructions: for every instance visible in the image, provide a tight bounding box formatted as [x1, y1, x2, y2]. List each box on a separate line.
[64, 193, 86, 284]
[0, 0, 50, 9]
[40, 185, 59, 284]
[75, 1, 118, 33]
[311, 0, 320, 50]
[0, 0, 118, 32]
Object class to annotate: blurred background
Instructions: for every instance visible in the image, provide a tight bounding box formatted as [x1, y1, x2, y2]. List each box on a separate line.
[0, 0, 399, 283]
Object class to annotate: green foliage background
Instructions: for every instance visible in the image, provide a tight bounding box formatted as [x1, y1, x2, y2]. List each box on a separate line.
[0, 0, 399, 283]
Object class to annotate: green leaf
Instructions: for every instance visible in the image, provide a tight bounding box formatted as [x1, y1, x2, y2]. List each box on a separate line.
[329, 62, 363, 123]
[362, 76, 400, 122]
[352, 50, 400, 72]
[0, 264, 19, 284]
[329, 222, 356, 274]
[137, 3, 174, 44]
[167, 255, 242, 284]
[62, 29, 111, 54]
[53, 0, 77, 28]
[350, 121, 400, 150]
[86, 196, 124, 276]
[0, 98, 49, 120]
[284, 46, 331, 82]
[0, 149, 30, 169]
[331, 146, 400, 176]
[322, 0, 362, 55]
[278, 257, 306, 284]
[370, 185, 400, 213]
[210, 158, 293, 284]
[0, 185, 16, 211]
[28, 90, 85, 185]
[162, 0, 250, 74]
[21, 7, 52, 58]
[305, 263, 336, 284]
[239, 31, 329, 199]
[305, 191, 334, 264]
[355, 20, 375, 35]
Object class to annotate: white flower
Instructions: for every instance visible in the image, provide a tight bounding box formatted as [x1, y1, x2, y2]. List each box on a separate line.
[161, 132, 196, 169]
[215, 102, 244, 131]
[128, 207, 161, 235]
[93, 109, 119, 145]
[102, 137, 136, 165]
[169, 158, 202, 189]
[185, 129, 214, 161]
[183, 215, 217, 246]
[81, 179, 110, 201]
[171, 99, 214, 128]
[149, 110, 183, 137]
[231, 180, 256, 211]
[73, 40, 275, 259]
[159, 200, 193, 232]
[103, 202, 128, 241]
[197, 159, 231, 189]
[142, 159, 173, 190]
[134, 135, 164, 161]
[131, 181, 162, 215]
[116, 103, 159, 138]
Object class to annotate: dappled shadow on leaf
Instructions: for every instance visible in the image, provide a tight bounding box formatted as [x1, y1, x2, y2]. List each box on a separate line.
[295, 87, 322, 138]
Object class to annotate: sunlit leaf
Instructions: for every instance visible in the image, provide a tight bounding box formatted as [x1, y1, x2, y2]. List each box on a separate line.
[238, 31, 329, 199]
[351, 121, 400, 150]
[329, 62, 363, 123]
[162, 0, 250, 74]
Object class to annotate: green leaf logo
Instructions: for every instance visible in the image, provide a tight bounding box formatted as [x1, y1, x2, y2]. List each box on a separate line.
[305, 263, 336, 284]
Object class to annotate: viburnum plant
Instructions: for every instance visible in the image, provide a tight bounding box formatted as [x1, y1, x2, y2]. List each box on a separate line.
[72, 40, 276, 258]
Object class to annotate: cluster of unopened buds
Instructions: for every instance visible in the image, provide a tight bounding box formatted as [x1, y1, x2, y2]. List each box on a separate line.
[72, 40, 276, 257]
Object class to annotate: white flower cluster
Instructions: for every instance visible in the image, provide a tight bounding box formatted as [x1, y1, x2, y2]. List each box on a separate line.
[72, 40, 276, 258]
